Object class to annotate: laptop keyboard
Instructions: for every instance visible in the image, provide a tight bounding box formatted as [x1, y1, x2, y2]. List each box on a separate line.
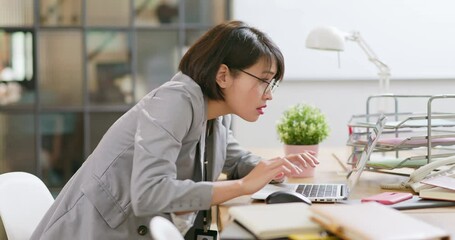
[296, 184, 338, 198]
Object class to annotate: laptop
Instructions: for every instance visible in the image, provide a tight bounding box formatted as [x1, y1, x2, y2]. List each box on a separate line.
[252, 115, 387, 203]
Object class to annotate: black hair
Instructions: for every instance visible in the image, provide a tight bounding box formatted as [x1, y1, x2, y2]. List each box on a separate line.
[179, 20, 284, 100]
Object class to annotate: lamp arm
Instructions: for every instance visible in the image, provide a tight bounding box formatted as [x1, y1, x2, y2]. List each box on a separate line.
[348, 32, 390, 75]
[348, 32, 391, 92]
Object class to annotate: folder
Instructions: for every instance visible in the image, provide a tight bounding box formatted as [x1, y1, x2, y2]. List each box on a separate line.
[228, 203, 323, 240]
[310, 202, 449, 240]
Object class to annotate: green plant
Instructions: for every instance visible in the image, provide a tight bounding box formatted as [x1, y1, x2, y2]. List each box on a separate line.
[276, 103, 330, 145]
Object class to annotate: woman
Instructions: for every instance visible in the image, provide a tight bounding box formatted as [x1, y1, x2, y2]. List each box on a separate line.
[31, 20, 318, 240]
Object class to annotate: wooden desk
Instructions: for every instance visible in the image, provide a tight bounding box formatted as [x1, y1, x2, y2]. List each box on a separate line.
[218, 147, 455, 238]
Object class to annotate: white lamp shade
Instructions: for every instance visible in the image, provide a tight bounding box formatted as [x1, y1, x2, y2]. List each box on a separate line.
[305, 26, 347, 51]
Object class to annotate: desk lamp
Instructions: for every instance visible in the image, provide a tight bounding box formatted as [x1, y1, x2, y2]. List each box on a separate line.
[305, 26, 391, 94]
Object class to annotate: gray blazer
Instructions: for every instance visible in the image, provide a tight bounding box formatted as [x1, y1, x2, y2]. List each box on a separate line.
[31, 72, 261, 239]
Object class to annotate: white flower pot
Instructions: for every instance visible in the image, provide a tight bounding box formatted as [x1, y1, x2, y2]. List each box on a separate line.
[283, 144, 319, 178]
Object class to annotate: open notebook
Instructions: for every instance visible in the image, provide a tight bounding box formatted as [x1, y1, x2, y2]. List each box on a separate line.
[252, 115, 386, 202]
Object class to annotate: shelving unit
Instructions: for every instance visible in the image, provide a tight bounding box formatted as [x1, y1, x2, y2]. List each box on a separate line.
[347, 94, 455, 171]
[0, 0, 230, 193]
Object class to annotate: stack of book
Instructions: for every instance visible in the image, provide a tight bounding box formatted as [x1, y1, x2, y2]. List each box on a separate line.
[228, 203, 323, 239]
[419, 175, 455, 201]
[227, 202, 449, 239]
[310, 202, 449, 240]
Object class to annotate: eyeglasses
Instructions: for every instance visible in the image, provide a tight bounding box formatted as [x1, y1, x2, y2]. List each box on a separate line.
[237, 69, 279, 95]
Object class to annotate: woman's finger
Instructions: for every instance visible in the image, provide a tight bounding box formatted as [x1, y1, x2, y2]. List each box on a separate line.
[298, 152, 317, 167]
[274, 172, 285, 179]
[282, 157, 303, 174]
[302, 151, 320, 164]
[300, 152, 319, 164]
[289, 152, 319, 166]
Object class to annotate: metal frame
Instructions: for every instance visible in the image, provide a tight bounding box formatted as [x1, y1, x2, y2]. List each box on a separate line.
[348, 94, 455, 170]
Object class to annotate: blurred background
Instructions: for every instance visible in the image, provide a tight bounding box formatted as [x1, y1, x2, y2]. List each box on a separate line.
[0, 0, 228, 194]
[1, 0, 455, 195]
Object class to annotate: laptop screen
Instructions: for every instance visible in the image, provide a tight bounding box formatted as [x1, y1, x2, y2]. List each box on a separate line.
[346, 115, 386, 191]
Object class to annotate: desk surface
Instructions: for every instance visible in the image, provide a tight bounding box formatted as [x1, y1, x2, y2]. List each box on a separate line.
[218, 147, 455, 239]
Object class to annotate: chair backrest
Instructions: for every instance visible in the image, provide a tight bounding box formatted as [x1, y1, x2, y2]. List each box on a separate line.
[149, 216, 184, 240]
[0, 172, 54, 240]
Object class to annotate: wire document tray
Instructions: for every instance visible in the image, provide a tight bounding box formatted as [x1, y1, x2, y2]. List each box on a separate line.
[347, 94, 455, 171]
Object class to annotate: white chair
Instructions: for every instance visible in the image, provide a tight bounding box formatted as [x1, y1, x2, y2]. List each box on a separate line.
[0, 172, 54, 240]
[149, 216, 184, 240]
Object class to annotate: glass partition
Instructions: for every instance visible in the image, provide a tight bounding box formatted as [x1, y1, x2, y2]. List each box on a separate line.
[0, 30, 35, 107]
[0, 0, 229, 193]
[0, 0, 34, 27]
[134, 0, 179, 26]
[185, 0, 226, 25]
[135, 30, 178, 100]
[86, 0, 130, 27]
[89, 112, 123, 152]
[0, 30, 34, 82]
[39, 0, 82, 26]
[0, 113, 36, 173]
[87, 31, 132, 105]
[38, 31, 83, 107]
[40, 112, 83, 188]
[185, 29, 207, 50]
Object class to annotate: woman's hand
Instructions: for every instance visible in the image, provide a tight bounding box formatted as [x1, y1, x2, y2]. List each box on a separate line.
[240, 151, 320, 194]
[239, 157, 304, 195]
[211, 151, 320, 205]
[211, 157, 302, 205]
[284, 151, 320, 169]
[272, 151, 320, 182]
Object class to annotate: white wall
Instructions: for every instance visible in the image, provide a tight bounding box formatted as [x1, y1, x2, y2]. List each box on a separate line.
[232, 79, 455, 148]
[233, 0, 455, 80]
[231, 0, 455, 149]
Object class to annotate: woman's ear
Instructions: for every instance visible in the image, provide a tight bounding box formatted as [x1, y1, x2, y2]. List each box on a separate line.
[216, 64, 232, 89]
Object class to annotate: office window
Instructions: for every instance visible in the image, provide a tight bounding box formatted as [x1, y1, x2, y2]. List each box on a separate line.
[185, 0, 226, 25]
[39, 31, 83, 107]
[0, 30, 35, 106]
[0, 0, 34, 27]
[0, 113, 35, 173]
[136, 30, 178, 99]
[40, 113, 83, 188]
[39, 0, 82, 26]
[87, 31, 131, 105]
[134, 0, 179, 26]
[0, 0, 230, 194]
[86, 0, 129, 27]
[89, 112, 123, 152]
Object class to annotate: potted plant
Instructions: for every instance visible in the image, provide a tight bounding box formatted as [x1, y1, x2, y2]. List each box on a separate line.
[276, 103, 330, 177]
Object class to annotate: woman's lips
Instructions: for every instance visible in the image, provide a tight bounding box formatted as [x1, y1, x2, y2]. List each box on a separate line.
[257, 105, 267, 115]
